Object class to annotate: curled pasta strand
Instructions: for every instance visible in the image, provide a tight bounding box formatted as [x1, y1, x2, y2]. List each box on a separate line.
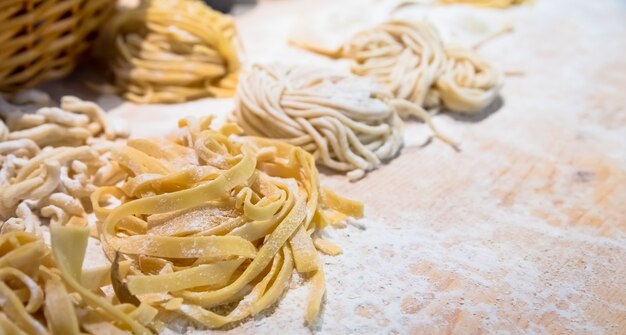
[15, 201, 43, 236]
[40, 205, 69, 226]
[0, 267, 45, 313]
[7, 124, 92, 147]
[60, 96, 129, 140]
[37, 107, 90, 127]
[0, 139, 40, 158]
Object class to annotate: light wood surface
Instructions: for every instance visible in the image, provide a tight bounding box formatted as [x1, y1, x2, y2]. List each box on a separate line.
[42, 0, 626, 333]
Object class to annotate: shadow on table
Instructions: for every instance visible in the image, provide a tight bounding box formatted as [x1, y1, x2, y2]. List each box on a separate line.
[36, 63, 125, 113]
[446, 96, 505, 123]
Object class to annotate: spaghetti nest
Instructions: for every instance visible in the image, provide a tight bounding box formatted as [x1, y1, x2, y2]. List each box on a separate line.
[344, 20, 502, 114]
[296, 20, 503, 114]
[91, 116, 363, 328]
[0, 92, 128, 235]
[0, 227, 156, 334]
[98, 0, 241, 103]
[235, 64, 456, 180]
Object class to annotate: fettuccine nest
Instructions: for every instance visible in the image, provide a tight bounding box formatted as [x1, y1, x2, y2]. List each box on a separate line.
[0, 227, 157, 334]
[92, 116, 363, 328]
[97, 0, 241, 103]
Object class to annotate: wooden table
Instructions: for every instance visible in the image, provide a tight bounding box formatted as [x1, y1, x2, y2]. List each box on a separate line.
[45, 0, 626, 333]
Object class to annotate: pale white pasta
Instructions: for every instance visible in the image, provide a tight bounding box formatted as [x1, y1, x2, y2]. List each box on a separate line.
[294, 20, 503, 114]
[344, 20, 503, 114]
[0, 92, 128, 235]
[235, 64, 454, 180]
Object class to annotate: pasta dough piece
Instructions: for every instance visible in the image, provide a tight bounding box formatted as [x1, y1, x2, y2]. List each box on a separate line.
[0, 92, 128, 236]
[97, 0, 241, 103]
[293, 20, 503, 114]
[92, 116, 364, 328]
[235, 64, 454, 181]
[0, 228, 156, 334]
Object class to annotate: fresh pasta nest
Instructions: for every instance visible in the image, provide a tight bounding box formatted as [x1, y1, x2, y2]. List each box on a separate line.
[98, 0, 241, 103]
[0, 92, 128, 235]
[234, 64, 457, 180]
[0, 227, 157, 334]
[344, 20, 503, 114]
[91, 116, 363, 328]
[295, 20, 503, 114]
[235, 64, 406, 180]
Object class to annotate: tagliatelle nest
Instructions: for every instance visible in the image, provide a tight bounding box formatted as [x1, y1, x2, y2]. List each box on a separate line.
[0, 227, 157, 334]
[0, 92, 128, 236]
[97, 0, 241, 103]
[91, 116, 363, 328]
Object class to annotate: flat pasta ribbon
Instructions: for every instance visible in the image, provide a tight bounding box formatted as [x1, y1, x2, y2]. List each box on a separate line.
[0, 228, 156, 334]
[92, 116, 363, 328]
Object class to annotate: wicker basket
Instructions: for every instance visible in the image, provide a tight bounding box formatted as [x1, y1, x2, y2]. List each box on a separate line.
[0, 0, 115, 92]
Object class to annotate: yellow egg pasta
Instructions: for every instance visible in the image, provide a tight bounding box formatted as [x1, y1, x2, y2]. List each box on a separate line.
[97, 0, 241, 103]
[0, 227, 156, 334]
[91, 116, 363, 328]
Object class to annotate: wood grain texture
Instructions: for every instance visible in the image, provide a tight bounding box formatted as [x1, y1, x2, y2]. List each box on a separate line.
[43, 0, 626, 333]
